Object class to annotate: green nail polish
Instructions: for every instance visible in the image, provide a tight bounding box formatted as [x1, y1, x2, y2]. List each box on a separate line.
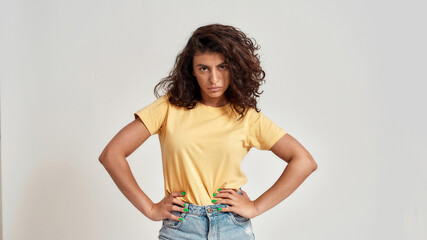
[183, 203, 186, 207]
[213, 193, 217, 197]
[218, 207, 222, 211]
[179, 217, 183, 221]
[184, 208, 188, 212]
[217, 188, 221, 191]
[181, 191, 186, 195]
[212, 199, 217, 203]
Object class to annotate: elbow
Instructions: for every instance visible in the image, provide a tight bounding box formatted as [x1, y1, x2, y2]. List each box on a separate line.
[299, 153, 317, 172]
[290, 154, 317, 172]
[98, 149, 111, 165]
[308, 155, 318, 172]
[99, 154, 115, 167]
[99, 154, 107, 165]
[311, 160, 318, 172]
[99, 149, 125, 166]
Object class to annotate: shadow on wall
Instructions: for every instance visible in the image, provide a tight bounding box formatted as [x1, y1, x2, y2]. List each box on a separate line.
[10, 160, 97, 240]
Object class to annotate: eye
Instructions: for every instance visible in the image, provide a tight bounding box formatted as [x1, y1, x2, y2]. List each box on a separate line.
[219, 65, 228, 70]
[199, 67, 208, 71]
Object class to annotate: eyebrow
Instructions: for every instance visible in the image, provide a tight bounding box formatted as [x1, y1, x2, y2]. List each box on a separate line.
[196, 62, 228, 67]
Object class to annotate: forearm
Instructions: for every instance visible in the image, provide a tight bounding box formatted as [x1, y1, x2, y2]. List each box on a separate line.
[100, 155, 154, 219]
[254, 156, 317, 216]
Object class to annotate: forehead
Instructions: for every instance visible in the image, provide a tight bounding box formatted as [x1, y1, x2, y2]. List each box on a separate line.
[193, 51, 226, 64]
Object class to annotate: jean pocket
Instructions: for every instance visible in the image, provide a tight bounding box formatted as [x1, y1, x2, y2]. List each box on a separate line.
[228, 211, 250, 226]
[162, 210, 187, 229]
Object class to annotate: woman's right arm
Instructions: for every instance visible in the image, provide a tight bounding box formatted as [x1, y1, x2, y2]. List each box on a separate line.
[98, 117, 186, 221]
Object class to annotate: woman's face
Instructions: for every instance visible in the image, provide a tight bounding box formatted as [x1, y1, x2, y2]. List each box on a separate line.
[192, 51, 230, 105]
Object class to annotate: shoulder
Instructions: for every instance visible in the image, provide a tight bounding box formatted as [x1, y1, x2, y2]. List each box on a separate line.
[156, 94, 170, 103]
[149, 94, 170, 108]
[244, 107, 263, 122]
[134, 94, 170, 116]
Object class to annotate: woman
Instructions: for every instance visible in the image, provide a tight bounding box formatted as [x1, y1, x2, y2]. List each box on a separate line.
[99, 23, 317, 239]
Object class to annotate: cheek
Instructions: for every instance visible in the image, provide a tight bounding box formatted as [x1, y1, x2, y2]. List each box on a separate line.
[194, 75, 205, 86]
[224, 73, 231, 85]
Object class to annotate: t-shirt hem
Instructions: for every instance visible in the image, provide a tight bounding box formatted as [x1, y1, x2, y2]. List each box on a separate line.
[134, 112, 155, 135]
[265, 129, 287, 150]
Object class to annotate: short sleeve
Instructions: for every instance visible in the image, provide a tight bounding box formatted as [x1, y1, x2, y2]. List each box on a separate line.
[247, 111, 287, 150]
[134, 95, 169, 135]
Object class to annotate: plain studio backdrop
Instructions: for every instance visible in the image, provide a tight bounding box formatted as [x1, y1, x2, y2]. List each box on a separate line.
[1, 0, 426, 239]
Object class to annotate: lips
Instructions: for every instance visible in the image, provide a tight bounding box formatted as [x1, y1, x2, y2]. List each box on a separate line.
[208, 87, 221, 92]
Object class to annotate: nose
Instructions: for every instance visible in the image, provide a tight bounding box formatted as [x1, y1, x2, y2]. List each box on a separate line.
[209, 69, 220, 84]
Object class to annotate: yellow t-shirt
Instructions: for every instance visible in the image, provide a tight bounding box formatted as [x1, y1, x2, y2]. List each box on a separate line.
[134, 94, 287, 206]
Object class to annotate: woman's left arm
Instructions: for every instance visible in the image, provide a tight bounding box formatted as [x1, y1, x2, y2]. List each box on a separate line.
[215, 133, 317, 219]
[251, 133, 318, 217]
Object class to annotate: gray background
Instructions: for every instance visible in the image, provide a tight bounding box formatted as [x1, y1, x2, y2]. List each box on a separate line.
[1, 0, 426, 239]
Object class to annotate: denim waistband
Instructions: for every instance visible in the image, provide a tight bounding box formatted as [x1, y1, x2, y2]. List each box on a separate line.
[183, 188, 243, 216]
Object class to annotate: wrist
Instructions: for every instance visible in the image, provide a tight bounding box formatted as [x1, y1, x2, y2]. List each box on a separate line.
[144, 201, 156, 221]
[252, 200, 262, 218]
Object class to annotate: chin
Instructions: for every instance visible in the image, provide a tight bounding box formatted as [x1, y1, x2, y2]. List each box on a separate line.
[207, 92, 225, 98]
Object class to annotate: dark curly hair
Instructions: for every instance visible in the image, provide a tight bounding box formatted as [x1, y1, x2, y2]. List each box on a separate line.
[154, 23, 266, 120]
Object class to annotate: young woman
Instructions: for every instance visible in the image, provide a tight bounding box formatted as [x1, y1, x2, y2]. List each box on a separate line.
[99, 23, 317, 239]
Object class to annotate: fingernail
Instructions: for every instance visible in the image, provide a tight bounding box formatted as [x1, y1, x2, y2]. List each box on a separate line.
[183, 203, 186, 207]
[218, 207, 222, 211]
[213, 193, 217, 197]
[217, 188, 221, 191]
[181, 192, 186, 195]
[184, 208, 188, 212]
[212, 199, 217, 203]
[179, 217, 183, 221]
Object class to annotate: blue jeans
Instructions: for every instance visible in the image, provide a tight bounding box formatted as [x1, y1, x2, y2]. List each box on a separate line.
[158, 188, 255, 240]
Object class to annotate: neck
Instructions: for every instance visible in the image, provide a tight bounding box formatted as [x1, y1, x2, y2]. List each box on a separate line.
[199, 98, 229, 107]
